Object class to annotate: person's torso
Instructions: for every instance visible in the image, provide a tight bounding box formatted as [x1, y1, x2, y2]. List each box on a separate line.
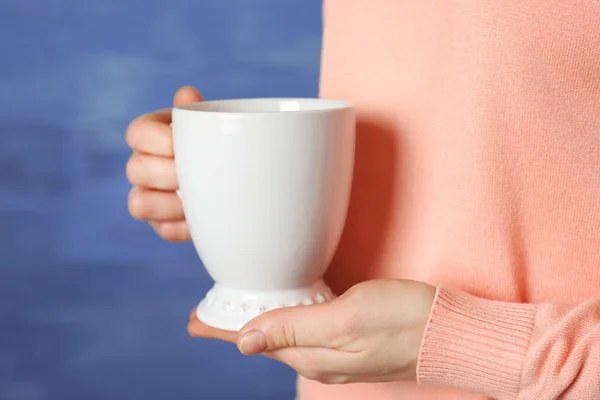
[299, 0, 600, 399]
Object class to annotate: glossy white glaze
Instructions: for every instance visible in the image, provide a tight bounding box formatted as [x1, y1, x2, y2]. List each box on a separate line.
[172, 98, 355, 331]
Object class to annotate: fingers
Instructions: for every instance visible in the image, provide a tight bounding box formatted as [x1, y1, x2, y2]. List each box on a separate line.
[128, 186, 184, 221]
[126, 86, 202, 243]
[187, 297, 359, 385]
[126, 110, 174, 157]
[149, 220, 191, 242]
[126, 153, 178, 190]
[237, 300, 347, 354]
[187, 308, 238, 343]
[126, 85, 202, 157]
[174, 86, 203, 106]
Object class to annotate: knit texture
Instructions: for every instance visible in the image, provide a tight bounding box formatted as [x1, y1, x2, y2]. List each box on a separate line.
[418, 288, 536, 399]
[298, 0, 600, 399]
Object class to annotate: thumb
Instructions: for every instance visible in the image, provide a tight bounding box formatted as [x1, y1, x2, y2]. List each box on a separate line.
[173, 86, 203, 107]
[236, 302, 345, 355]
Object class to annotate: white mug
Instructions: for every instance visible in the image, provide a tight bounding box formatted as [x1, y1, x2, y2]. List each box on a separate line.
[172, 98, 355, 331]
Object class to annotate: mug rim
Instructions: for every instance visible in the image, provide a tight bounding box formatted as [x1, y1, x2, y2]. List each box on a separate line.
[173, 97, 352, 115]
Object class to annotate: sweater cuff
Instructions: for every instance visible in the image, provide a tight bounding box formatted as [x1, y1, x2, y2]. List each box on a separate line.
[417, 287, 537, 399]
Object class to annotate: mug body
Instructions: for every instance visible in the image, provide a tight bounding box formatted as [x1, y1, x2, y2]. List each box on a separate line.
[172, 98, 354, 330]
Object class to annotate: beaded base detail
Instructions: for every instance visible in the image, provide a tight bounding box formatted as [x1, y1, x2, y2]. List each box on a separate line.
[195, 280, 335, 331]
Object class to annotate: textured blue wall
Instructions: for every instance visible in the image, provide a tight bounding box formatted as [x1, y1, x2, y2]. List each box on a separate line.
[0, 1, 322, 398]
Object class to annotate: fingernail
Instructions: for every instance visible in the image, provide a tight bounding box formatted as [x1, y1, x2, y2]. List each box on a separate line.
[239, 330, 267, 355]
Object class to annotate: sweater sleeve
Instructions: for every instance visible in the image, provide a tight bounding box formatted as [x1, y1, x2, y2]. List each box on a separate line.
[416, 287, 600, 400]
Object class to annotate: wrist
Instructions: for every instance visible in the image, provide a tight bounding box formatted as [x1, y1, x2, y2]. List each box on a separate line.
[416, 287, 537, 398]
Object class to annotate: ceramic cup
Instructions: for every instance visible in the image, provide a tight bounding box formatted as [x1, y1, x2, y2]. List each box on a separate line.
[172, 98, 355, 331]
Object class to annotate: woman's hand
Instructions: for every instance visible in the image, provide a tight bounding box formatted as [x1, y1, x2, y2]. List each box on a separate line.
[125, 86, 202, 241]
[188, 279, 436, 384]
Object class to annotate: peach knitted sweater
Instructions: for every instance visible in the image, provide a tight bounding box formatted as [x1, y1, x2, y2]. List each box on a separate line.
[298, 1, 600, 399]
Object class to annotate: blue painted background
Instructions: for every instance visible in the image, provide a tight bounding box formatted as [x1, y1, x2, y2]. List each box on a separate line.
[0, 1, 322, 398]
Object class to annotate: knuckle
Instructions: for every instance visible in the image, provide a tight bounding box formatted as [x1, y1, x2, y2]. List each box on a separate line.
[281, 320, 298, 348]
[153, 221, 188, 242]
[125, 117, 146, 149]
[128, 189, 149, 220]
[126, 113, 173, 156]
[125, 154, 145, 185]
[151, 222, 169, 239]
[171, 227, 190, 242]
[158, 223, 177, 240]
[187, 320, 199, 337]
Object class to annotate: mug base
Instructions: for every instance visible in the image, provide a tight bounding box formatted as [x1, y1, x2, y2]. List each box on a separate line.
[195, 280, 335, 332]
